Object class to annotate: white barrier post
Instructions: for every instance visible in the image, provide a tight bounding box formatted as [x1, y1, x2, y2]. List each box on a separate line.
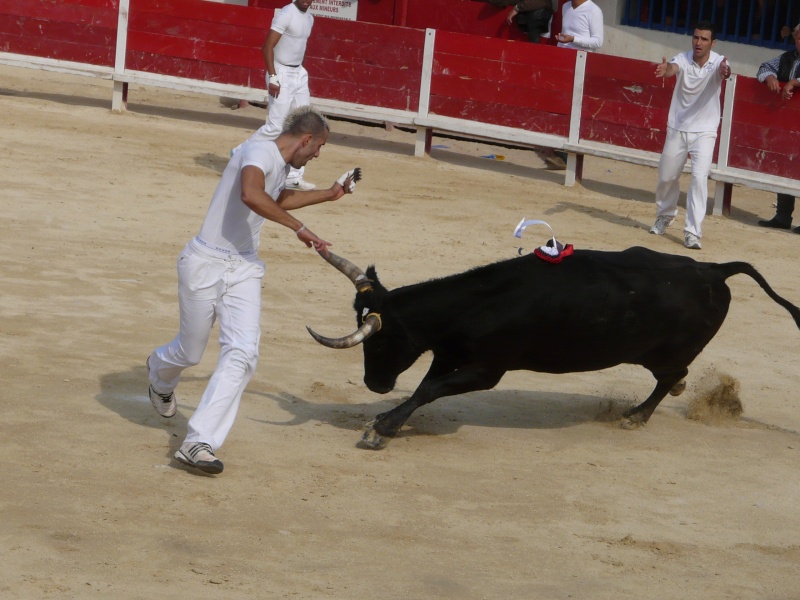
[564, 51, 586, 187]
[415, 29, 435, 157]
[713, 74, 736, 215]
[112, 0, 131, 112]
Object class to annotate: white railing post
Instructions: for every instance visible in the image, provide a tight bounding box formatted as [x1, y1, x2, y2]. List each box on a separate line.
[713, 74, 736, 215]
[565, 51, 587, 186]
[415, 28, 435, 157]
[112, 0, 131, 112]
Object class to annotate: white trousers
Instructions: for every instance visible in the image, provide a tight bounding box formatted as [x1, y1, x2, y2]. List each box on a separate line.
[263, 64, 311, 183]
[655, 127, 717, 238]
[148, 239, 265, 450]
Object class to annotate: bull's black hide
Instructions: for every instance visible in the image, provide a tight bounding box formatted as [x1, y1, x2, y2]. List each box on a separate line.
[309, 247, 800, 449]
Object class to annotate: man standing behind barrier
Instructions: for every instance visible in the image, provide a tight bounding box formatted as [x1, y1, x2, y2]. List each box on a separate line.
[253, 0, 316, 191]
[504, 0, 555, 44]
[755, 23, 800, 233]
[555, 0, 603, 52]
[649, 21, 731, 250]
[146, 106, 360, 474]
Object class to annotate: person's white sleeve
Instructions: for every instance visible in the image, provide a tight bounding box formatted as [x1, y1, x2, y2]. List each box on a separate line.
[572, 6, 604, 50]
[270, 6, 291, 35]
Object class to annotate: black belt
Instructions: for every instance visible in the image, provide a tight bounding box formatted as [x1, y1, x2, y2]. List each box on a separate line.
[278, 63, 301, 68]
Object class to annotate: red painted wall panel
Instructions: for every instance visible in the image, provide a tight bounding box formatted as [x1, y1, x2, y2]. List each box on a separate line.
[127, 50, 258, 86]
[430, 30, 572, 136]
[0, 0, 117, 65]
[306, 18, 424, 110]
[579, 51, 677, 152]
[727, 76, 800, 178]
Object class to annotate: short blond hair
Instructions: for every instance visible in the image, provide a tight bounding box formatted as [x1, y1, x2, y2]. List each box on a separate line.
[282, 105, 329, 137]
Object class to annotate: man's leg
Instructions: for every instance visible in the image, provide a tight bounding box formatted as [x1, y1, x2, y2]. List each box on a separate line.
[148, 243, 220, 395]
[184, 257, 265, 451]
[683, 131, 716, 238]
[655, 127, 688, 219]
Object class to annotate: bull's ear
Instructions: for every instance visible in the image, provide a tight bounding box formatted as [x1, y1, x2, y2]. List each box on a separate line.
[365, 266, 386, 293]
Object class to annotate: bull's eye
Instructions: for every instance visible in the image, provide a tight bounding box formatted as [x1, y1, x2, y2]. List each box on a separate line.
[361, 307, 370, 319]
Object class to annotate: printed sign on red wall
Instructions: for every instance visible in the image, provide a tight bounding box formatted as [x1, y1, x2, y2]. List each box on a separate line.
[309, 0, 357, 21]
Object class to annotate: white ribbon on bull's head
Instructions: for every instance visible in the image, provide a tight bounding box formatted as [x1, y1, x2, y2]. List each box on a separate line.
[513, 218, 560, 256]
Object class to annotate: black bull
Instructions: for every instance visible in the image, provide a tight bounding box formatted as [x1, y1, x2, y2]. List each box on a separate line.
[307, 247, 800, 449]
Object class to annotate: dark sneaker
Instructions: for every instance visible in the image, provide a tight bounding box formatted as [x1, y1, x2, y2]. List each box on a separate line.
[175, 442, 224, 474]
[146, 357, 177, 418]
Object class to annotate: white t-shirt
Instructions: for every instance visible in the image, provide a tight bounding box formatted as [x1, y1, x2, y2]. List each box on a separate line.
[271, 2, 314, 67]
[667, 50, 726, 132]
[558, 0, 603, 51]
[197, 139, 288, 255]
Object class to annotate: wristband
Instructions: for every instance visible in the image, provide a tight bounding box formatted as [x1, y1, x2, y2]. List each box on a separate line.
[295, 224, 306, 235]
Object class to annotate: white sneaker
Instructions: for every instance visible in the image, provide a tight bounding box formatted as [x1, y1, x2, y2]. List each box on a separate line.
[175, 442, 224, 474]
[649, 214, 676, 235]
[684, 232, 702, 250]
[285, 178, 316, 191]
[146, 357, 177, 418]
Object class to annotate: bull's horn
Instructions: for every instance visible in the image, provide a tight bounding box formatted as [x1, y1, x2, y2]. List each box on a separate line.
[318, 250, 372, 291]
[306, 313, 382, 349]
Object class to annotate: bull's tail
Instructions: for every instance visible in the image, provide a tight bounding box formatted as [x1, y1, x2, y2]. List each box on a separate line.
[720, 261, 800, 330]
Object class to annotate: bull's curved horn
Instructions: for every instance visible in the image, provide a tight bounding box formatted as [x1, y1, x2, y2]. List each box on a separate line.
[318, 250, 372, 291]
[306, 313, 382, 349]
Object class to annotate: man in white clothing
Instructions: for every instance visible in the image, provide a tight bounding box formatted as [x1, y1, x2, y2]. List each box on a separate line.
[555, 0, 603, 52]
[254, 0, 317, 190]
[649, 21, 731, 250]
[146, 106, 360, 474]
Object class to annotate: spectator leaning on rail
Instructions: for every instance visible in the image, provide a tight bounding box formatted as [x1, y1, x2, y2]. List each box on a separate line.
[554, 0, 603, 52]
[649, 21, 731, 250]
[755, 22, 800, 233]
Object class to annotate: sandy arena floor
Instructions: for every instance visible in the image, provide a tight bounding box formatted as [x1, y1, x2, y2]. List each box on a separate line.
[1, 64, 799, 599]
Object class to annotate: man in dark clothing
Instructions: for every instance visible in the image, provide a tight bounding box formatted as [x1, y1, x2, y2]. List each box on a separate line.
[755, 23, 800, 232]
[488, 0, 554, 43]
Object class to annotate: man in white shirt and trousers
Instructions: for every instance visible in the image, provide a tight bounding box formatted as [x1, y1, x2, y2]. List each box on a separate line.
[254, 0, 317, 190]
[649, 21, 731, 250]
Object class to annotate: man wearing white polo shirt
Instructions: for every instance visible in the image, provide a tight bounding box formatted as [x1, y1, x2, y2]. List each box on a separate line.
[649, 21, 731, 250]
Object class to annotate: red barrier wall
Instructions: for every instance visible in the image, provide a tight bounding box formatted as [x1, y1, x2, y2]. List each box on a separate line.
[728, 76, 800, 180]
[430, 31, 573, 136]
[2, 0, 797, 196]
[581, 52, 673, 154]
[127, 0, 269, 87]
[306, 19, 424, 111]
[0, 0, 118, 67]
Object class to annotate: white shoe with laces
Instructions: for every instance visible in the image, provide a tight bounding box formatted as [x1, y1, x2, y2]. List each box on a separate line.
[146, 357, 177, 418]
[684, 232, 702, 250]
[175, 442, 224, 474]
[649, 214, 676, 235]
[285, 178, 316, 191]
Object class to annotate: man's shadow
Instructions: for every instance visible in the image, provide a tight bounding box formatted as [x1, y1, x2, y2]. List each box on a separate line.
[96, 364, 212, 472]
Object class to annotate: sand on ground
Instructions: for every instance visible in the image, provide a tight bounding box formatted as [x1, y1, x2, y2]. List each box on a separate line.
[1, 65, 799, 599]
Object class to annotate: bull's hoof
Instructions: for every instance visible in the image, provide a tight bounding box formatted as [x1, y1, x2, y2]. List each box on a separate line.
[669, 379, 687, 396]
[357, 419, 389, 450]
[620, 413, 647, 430]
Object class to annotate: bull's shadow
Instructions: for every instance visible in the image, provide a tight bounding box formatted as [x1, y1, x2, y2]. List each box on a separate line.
[252, 388, 629, 440]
